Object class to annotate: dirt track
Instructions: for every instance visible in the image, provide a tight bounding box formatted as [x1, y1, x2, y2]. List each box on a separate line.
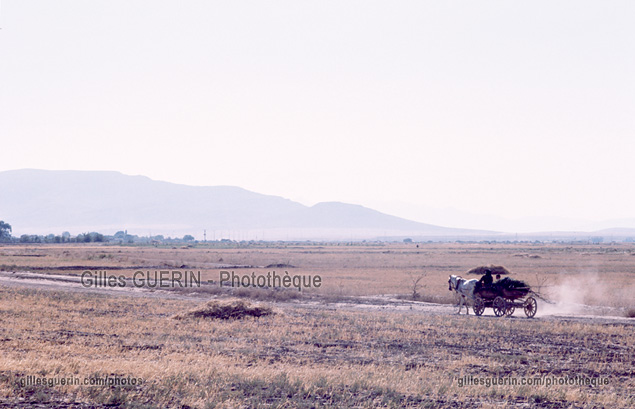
[1, 271, 631, 326]
[1, 270, 633, 409]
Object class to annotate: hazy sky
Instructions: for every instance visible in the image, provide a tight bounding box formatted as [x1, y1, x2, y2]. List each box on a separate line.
[1, 1, 634, 231]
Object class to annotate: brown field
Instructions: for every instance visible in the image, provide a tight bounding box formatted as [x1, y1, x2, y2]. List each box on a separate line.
[0, 242, 634, 408]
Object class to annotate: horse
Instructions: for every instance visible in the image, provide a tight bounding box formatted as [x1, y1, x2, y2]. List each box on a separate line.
[448, 275, 478, 315]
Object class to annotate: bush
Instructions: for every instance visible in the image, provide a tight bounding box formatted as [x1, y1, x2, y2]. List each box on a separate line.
[467, 265, 511, 276]
[173, 299, 274, 320]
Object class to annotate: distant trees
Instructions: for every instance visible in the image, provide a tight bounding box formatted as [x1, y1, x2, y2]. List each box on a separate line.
[76, 232, 105, 243]
[0, 221, 11, 242]
[114, 230, 134, 243]
[20, 234, 41, 243]
[17, 232, 106, 243]
[0, 224, 197, 245]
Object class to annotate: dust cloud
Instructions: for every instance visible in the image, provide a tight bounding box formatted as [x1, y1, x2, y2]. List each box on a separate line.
[537, 273, 633, 317]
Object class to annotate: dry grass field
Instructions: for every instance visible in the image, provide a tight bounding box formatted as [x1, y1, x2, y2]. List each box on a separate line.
[0, 242, 634, 408]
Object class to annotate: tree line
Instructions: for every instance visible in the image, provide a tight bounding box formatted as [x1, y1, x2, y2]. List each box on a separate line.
[0, 221, 195, 244]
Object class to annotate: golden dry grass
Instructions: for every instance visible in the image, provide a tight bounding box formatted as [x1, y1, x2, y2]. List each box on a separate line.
[1, 242, 634, 307]
[0, 242, 634, 408]
[0, 286, 633, 408]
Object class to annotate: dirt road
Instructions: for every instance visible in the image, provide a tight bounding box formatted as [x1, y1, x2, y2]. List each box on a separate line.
[1, 270, 631, 325]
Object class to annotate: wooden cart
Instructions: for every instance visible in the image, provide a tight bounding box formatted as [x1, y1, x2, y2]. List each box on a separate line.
[473, 285, 537, 318]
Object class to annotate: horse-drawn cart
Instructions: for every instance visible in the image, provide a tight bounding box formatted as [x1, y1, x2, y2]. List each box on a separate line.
[473, 279, 538, 318]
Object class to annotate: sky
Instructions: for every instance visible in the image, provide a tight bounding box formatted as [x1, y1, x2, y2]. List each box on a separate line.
[1, 1, 634, 232]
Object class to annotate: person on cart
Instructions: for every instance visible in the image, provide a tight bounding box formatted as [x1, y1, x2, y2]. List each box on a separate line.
[479, 269, 493, 289]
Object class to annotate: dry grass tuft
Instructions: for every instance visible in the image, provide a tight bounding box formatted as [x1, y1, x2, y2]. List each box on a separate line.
[625, 307, 635, 318]
[467, 265, 511, 276]
[174, 298, 274, 320]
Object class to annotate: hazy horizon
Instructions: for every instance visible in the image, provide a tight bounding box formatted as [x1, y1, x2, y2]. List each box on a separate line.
[2, 168, 635, 236]
[1, 1, 634, 232]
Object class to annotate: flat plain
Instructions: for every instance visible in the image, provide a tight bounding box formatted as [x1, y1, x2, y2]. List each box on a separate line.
[0, 242, 633, 408]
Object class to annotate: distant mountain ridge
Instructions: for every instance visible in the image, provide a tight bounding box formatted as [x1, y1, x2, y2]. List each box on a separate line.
[0, 169, 490, 240]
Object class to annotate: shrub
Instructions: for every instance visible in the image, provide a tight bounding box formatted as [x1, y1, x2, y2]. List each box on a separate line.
[173, 299, 274, 320]
[467, 265, 511, 276]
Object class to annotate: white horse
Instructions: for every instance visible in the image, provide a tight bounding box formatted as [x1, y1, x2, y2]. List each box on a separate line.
[448, 275, 478, 315]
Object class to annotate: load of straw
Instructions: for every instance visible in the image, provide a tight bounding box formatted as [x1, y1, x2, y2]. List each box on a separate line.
[494, 277, 529, 291]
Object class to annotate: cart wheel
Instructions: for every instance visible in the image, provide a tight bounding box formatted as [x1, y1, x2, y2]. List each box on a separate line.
[505, 301, 515, 317]
[493, 296, 506, 317]
[524, 297, 537, 318]
[473, 295, 485, 316]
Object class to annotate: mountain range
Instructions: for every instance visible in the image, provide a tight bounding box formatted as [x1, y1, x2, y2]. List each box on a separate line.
[0, 169, 490, 240]
[1, 169, 634, 241]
